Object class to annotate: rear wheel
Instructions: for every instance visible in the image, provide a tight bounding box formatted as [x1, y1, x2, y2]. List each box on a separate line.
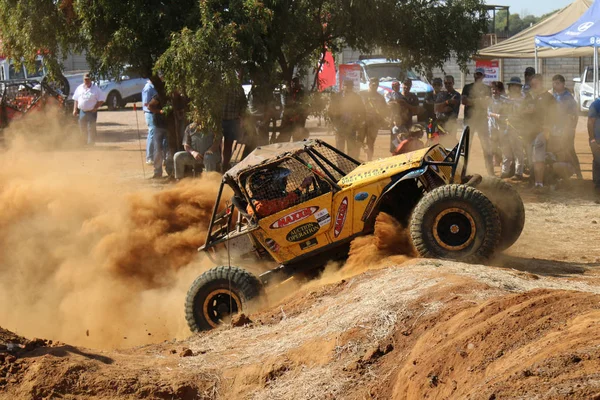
[410, 184, 501, 263]
[185, 266, 264, 332]
[476, 177, 525, 251]
[106, 91, 121, 111]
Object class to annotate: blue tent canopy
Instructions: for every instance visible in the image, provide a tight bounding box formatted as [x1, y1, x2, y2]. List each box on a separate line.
[535, 0, 600, 98]
[535, 0, 600, 48]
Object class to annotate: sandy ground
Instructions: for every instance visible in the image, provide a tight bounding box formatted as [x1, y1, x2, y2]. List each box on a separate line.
[1, 106, 600, 399]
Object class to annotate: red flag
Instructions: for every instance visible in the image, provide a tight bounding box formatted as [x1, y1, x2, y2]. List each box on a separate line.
[317, 50, 336, 91]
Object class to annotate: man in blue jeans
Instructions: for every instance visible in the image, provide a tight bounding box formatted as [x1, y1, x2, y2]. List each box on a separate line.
[142, 79, 158, 164]
[587, 98, 600, 195]
[72, 73, 106, 145]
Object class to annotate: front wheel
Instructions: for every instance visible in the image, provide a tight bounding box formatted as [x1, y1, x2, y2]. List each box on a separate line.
[410, 184, 501, 263]
[185, 266, 264, 332]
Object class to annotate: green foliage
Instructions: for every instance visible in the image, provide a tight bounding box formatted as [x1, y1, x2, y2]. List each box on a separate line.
[0, 0, 489, 129]
[493, 9, 558, 37]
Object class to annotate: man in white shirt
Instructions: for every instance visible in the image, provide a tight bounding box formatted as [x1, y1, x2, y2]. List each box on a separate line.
[72, 73, 106, 145]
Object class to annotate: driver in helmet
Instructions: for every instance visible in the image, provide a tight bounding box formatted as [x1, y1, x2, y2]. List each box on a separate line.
[247, 166, 314, 218]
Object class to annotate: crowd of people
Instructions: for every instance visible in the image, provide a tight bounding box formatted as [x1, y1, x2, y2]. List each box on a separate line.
[70, 67, 598, 194]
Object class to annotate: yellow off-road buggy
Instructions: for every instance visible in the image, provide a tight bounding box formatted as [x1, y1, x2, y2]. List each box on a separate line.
[186, 127, 524, 332]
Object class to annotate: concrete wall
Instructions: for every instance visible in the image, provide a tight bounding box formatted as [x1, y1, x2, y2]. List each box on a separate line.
[62, 52, 89, 72]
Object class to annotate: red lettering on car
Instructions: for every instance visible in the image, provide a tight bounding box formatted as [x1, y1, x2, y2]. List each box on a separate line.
[269, 206, 319, 229]
[334, 197, 348, 238]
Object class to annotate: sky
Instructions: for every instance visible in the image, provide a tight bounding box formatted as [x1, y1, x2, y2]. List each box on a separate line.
[488, 0, 575, 17]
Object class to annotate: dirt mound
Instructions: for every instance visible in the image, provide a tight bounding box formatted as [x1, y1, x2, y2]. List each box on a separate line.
[2, 261, 600, 399]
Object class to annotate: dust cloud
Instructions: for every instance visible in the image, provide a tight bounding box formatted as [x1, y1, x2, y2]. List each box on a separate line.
[0, 111, 223, 349]
[314, 212, 416, 286]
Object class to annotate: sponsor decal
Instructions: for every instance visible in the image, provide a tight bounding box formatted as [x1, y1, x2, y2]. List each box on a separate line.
[361, 195, 378, 222]
[334, 197, 349, 238]
[299, 237, 318, 250]
[354, 192, 369, 201]
[286, 222, 320, 242]
[270, 206, 319, 229]
[315, 208, 331, 227]
[265, 238, 280, 252]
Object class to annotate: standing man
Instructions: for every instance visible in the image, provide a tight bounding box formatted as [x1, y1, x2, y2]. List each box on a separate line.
[148, 93, 169, 179]
[522, 67, 535, 95]
[529, 74, 557, 191]
[462, 68, 493, 175]
[221, 84, 247, 172]
[72, 73, 105, 146]
[329, 79, 365, 158]
[587, 97, 600, 196]
[360, 77, 386, 160]
[142, 79, 158, 164]
[434, 75, 461, 136]
[552, 74, 582, 179]
[278, 77, 307, 143]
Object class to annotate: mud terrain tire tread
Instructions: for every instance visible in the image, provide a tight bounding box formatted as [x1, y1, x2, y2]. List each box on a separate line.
[185, 266, 263, 332]
[410, 184, 501, 263]
[476, 177, 525, 251]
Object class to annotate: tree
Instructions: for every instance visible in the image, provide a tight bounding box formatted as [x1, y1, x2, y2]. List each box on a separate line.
[0, 0, 489, 133]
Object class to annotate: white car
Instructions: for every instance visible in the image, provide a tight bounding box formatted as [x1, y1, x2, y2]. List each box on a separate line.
[573, 66, 597, 113]
[98, 67, 146, 110]
[353, 58, 433, 104]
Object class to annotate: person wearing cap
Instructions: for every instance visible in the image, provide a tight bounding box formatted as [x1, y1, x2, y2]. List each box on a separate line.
[360, 77, 386, 160]
[329, 79, 365, 158]
[142, 79, 158, 164]
[501, 77, 527, 180]
[72, 73, 106, 146]
[523, 67, 535, 94]
[173, 121, 222, 180]
[462, 68, 493, 175]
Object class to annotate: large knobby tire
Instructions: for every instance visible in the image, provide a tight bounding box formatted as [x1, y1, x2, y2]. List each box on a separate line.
[410, 184, 501, 263]
[185, 266, 263, 332]
[476, 177, 525, 251]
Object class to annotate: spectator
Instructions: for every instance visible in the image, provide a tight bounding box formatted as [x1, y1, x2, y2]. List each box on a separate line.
[529, 73, 557, 191]
[462, 68, 492, 175]
[72, 73, 106, 146]
[552, 74, 582, 179]
[434, 75, 461, 137]
[148, 93, 170, 179]
[523, 67, 535, 94]
[329, 79, 365, 159]
[586, 97, 600, 195]
[278, 76, 307, 143]
[387, 79, 419, 132]
[360, 77, 386, 160]
[487, 81, 506, 175]
[500, 77, 527, 180]
[422, 77, 442, 123]
[173, 122, 221, 180]
[393, 124, 425, 155]
[222, 84, 247, 172]
[142, 79, 158, 164]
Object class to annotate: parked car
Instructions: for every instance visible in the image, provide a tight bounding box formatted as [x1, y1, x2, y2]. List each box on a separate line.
[353, 58, 433, 104]
[573, 66, 598, 112]
[98, 67, 146, 110]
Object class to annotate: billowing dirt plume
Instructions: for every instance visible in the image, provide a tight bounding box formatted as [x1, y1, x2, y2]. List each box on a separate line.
[315, 212, 416, 286]
[0, 115, 224, 348]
